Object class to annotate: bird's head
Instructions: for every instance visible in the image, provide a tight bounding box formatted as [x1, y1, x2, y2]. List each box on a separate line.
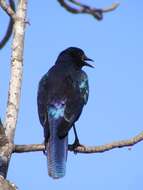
[59, 47, 94, 68]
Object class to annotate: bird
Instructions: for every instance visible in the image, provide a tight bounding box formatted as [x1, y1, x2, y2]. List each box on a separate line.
[37, 47, 94, 179]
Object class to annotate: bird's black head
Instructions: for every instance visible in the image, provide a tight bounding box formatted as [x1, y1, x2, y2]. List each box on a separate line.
[58, 47, 94, 69]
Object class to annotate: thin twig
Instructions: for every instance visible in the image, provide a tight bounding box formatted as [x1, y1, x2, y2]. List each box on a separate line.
[57, 0, 119, 20]
[102, 3, 119, 13]
[0, 0, 16, 49]
[0, 0, 16, 19]
[13, 131, 143, 154]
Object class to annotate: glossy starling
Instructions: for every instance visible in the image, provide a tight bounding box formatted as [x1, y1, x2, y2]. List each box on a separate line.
[37, 47, 93, 179]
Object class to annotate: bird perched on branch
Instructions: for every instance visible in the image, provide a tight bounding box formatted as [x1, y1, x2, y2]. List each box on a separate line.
[37, 47, 94, 179]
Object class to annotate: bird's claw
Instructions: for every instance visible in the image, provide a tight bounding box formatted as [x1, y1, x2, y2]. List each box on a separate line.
[43, 149, 47, 156]
[71, 139, 85, 154]
[43, 140, 48, 156]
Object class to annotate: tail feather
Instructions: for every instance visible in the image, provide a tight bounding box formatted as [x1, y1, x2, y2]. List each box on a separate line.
[47, 117, 68, 179]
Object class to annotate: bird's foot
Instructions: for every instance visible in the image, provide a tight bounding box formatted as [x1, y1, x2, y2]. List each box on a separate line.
[71, 139, 85, 154]
[43, 141, 48, 156]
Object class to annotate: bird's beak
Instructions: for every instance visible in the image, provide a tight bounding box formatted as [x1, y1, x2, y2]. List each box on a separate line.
[83, 54, 94, 68]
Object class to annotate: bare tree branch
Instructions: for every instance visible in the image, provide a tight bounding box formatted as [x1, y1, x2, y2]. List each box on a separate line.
[0, 121, 13, 178]
[0, 0, 28, 179]
[13, 131, 143, 154]
[14, 144, 44, 153]
[101, 3, 119, 13]
[0, 176, 18, 190]
[0, 0, 16, 19]
[4, 0, 27, 143]
[0, 0, 16, 49]
[57, 0, 119, 20]
[0, 120, 8, 146]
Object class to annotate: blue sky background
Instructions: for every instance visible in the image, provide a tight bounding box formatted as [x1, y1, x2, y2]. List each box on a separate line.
[1, 0, 143, 189]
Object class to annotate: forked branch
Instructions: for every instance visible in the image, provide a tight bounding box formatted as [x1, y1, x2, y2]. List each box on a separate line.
[0, 0, 27, 179]
[57, 0, 119, 20]
[0, 0, 15, 18]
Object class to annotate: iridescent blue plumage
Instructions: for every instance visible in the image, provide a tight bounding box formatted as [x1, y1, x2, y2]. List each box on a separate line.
[37, 47, 93, 179]
[47, 102, 68, 178]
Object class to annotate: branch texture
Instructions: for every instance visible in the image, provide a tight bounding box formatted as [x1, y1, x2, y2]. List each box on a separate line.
[13, 131, 143, 154]
[57, 0, 119, 20]
[4, 0, 27, 142]
[0, 121, 13, 178]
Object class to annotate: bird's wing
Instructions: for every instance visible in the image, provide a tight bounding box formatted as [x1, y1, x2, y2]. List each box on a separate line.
[57, 71, 89, 138]
[37, 73, 50, 141]
[77, 71, 89, 105]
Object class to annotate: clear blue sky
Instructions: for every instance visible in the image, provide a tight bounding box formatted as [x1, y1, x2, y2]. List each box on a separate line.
[1, 0, 143, 189]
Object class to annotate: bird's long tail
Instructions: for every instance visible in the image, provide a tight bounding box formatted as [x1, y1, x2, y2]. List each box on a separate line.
[46, 116, 68, 179]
